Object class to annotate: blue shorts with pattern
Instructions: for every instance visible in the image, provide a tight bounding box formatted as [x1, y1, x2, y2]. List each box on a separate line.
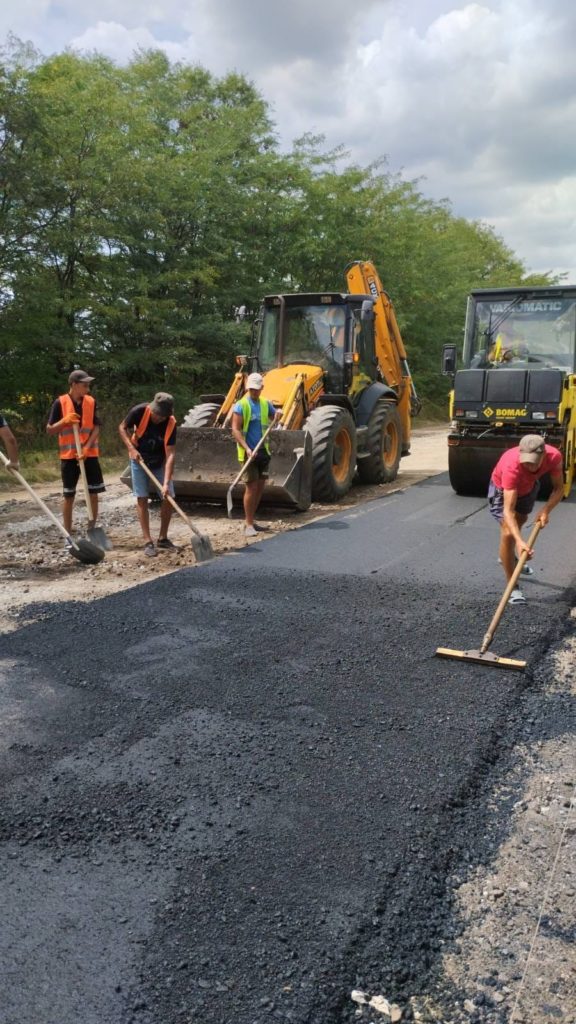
[130, 460, 175, 499]
[488, 480, 539, 523]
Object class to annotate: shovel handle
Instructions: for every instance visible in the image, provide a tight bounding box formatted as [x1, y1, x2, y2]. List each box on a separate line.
[135, 456, 204, 539]
[480, 521, 542, 654]
[0, 450, 78, 546]
[72, 423, 93, 517]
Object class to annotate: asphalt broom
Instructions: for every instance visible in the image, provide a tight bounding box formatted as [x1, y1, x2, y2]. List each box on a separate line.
[436, 521, 542, 672]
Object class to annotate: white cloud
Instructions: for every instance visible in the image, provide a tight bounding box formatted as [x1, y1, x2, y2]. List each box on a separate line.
[69, 21, 197, 65]
[2, 0, 576, 278]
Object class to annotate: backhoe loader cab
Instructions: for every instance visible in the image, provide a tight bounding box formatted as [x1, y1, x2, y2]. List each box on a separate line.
[446, 285, 576, 496]
[170, 261, 420, 510]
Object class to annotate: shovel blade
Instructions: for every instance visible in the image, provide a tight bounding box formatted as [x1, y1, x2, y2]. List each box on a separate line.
[191, 534, 215, 563]
[226, 486, 234, 518]
[67, 537, 106, 565]
[88, 525, 113, 551]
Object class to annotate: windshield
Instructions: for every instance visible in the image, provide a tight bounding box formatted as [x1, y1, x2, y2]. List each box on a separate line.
[466, 296, 576, 370]
[258, 304, 346, 371]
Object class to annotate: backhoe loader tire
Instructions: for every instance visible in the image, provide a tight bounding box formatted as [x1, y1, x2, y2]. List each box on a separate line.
[182, 402, 221, 428]
[357, 400, 402, 484]
[306, 406, 357, 501]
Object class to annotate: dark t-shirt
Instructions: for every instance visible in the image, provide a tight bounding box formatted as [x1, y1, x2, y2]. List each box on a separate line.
[48, 396, 101, 426]
[123, 403, 177, 468]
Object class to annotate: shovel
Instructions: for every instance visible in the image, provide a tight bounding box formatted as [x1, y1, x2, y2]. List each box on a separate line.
[436, 521, 542, 672]
[136, 456, 214, 563]
[226, 421, 276, 517]
[0, 451, 105, 565]
[72, 423, 112, 551]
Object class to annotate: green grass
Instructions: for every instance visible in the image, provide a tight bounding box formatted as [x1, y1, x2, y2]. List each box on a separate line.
[0, 452, 129, 490]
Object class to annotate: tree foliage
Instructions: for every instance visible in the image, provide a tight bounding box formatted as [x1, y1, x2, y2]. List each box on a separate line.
[0, 37, 556, 436]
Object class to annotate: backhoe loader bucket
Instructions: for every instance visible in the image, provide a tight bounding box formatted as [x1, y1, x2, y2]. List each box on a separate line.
[121, 427, 313, 511]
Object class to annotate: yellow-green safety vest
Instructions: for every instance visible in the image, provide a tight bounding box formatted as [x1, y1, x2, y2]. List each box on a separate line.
[236, 396, 271, 462]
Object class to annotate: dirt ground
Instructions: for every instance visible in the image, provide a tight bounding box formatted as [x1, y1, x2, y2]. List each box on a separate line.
[0, 426, 448, 633]
[1, 426, 574, 1023]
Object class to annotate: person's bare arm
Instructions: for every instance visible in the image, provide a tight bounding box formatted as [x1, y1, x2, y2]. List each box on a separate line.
[119, 421, 140, 461]
[536, 471, 564, 527]
[161, 448, 176, 496]
[231, 411, 251, 457]
[0, 424, 19, 468]
[503, 489, 534, 556]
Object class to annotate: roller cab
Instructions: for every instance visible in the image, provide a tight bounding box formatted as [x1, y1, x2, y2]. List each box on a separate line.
[444, 287, 576, 497]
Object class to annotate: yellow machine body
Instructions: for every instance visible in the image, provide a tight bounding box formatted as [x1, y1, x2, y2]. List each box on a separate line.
[163, 261, 419, 509]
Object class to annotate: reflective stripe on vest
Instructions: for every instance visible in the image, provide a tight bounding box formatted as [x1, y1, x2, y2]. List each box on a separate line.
[58, 394, 99, 460]
[132, 405, 176, 458]
[236, 396, 270, 463]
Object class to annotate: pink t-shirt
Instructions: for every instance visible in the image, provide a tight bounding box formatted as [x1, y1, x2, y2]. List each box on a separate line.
[492, 444, 562, 496]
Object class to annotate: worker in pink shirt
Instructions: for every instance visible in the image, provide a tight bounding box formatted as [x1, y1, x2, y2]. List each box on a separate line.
[488, 435, 564, 604]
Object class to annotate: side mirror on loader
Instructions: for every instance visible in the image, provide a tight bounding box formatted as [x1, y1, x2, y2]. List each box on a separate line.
[360, 299, 375, 322]
[442, 344, 457, 376]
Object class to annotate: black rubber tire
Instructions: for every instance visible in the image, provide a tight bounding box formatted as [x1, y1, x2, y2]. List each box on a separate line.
[357, 400, 402, 484]
[448, 445, 495, 496]
[182, 402, 221, 428]
[305, 405, 357, 501]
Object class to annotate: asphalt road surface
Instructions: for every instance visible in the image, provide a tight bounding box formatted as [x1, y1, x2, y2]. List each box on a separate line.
[1, 472, 575, 1024]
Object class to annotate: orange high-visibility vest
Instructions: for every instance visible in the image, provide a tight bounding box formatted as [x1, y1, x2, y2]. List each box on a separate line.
[131, 405, 176, 458]
[57, 394, 99, 460]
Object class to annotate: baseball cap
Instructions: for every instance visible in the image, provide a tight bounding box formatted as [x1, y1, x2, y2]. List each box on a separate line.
[519, 435, 545, 464]
[246, 372, 264, 390]
[150, 392, 174, 417]
[69, 369, 95, 385]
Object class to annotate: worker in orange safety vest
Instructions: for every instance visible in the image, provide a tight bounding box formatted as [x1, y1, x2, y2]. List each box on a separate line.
[46, 369, 105, 535]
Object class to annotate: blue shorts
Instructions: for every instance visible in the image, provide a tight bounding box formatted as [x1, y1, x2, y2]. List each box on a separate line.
[488, 480, 539, 523]
[130, 460, 175, 499]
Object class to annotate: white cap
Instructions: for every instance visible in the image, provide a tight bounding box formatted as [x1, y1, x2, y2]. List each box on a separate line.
[246, 372, 264, 390]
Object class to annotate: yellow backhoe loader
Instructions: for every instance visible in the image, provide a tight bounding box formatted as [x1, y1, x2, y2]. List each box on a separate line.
[169, 260, 420, 510]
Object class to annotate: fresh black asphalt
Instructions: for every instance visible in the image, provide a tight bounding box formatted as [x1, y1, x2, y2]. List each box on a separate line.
[1, 472, 575, 1024]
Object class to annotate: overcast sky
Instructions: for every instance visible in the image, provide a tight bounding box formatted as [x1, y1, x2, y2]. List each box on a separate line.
[3, 0, 576, 280]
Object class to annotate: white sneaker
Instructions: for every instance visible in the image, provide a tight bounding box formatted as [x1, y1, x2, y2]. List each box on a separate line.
[498, 557, 534, 576]
[509, 588, 526, 605]
[244, 525, 258, 537]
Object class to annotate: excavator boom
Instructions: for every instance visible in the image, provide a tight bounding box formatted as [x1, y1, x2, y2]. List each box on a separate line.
[345, 260, 420, 452]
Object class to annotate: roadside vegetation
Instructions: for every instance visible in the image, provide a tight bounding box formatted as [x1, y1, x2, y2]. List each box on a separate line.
[1, 36, 556, 460]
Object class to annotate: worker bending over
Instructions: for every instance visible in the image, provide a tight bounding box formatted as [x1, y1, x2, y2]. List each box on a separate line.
[119, 392, 177, 558]
[488, 435, 564, 605]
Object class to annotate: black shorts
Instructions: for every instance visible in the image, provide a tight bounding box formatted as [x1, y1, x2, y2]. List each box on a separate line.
[61, 457, 106, 497]
[244, 453, 271, 482]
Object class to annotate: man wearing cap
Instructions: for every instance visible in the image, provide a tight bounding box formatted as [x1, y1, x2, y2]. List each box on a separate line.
[119, 393, 177, 557]
[231, 372, 282, 537]
[488, 435, 564, 604]
[46, 369, 105, 534]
